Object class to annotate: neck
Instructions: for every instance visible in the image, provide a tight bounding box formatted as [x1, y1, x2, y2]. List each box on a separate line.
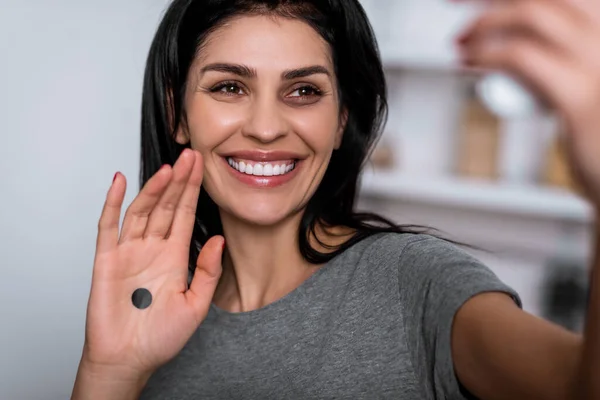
[212, 211, 355, 313]
[213, 210, 316, 313]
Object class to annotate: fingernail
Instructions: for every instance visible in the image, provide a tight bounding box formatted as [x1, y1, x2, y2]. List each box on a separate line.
[456, 32, 471, 46]
[113, 172, 119, 183]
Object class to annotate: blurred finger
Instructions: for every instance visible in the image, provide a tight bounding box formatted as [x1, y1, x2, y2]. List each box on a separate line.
[462, 35, 584, 115]
[458, 0, 586, 57]
[118, 165, 172, 243]
[96, 172, 126, 255]
[169, 150, 204, 246]
[562, 0, 600, 24]
[451, 0, 596, 30]
[144, 149, 196, 239]
[185, 236, 224, 321]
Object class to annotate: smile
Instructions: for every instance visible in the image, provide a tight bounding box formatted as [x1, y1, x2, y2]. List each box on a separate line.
[226, 157, 297, 176]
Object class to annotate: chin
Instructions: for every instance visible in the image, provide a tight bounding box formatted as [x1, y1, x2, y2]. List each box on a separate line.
[226, 200, 302, 227]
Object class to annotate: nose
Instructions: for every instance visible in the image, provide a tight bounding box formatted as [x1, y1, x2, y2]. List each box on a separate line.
[241, 95, 289, 143]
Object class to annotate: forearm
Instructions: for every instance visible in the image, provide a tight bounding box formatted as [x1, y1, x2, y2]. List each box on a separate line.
[71, 359, 151, 400]
[578, 217, 600, 399]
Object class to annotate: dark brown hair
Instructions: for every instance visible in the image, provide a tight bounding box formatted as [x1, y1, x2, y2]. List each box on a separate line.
[140, 0, 436, 273]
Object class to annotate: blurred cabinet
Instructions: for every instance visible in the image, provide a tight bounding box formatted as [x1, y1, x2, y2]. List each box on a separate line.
[360, 0, 482, 69]
[357, 0, 594, 320]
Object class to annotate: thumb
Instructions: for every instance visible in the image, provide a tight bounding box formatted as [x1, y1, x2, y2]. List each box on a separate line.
[185, 235, 224, 320]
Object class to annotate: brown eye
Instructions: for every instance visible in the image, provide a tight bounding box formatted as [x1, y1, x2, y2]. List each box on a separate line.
[289, 85, 321, 98]
[223, 85, 240, 94]
[210, 82, 244, 96]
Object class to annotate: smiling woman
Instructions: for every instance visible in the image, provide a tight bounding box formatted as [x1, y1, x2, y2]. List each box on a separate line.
[174, 16, 345, 230]
[71, 0, 600, 399]
[140, 0, 403, 263]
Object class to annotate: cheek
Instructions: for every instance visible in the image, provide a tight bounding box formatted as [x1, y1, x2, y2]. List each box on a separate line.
[186, 98, 245, 150]
[290, 105, 340, 152]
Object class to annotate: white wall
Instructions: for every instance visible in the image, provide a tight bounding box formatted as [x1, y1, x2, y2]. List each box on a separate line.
[0, 1, 169, 398]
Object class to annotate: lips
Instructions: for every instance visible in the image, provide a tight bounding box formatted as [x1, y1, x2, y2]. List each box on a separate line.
[227, 157, 296, 176]
[220, 150, 304, 188]
[222, 150, 304, 162]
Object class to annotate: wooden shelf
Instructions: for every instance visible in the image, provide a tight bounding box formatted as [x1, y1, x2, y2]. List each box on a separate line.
[359, 170, 593, 222]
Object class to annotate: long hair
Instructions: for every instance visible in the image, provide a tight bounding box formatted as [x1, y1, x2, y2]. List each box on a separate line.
[140, 0, 437, 274]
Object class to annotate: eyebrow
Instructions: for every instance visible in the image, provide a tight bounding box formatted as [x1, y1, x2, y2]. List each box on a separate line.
[199, 63, 331, 80]
[282, 65, 331, 80]
[200, 63, 257, 78]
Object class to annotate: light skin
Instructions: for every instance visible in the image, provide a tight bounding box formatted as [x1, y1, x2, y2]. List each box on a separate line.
[173, 16, 346, 312]
[73, 2, 600, 399]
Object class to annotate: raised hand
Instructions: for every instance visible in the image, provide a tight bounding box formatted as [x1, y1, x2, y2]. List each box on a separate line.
[457, 0, 600, 205]
[73, 149, 223, 398]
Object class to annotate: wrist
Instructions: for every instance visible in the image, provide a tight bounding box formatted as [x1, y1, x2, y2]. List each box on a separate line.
[71, 358, 152, 400]
[81, 353, 152, 377]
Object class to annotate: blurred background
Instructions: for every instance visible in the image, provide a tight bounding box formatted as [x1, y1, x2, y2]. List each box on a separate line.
[357, 0, 593, 330]
[0, 0, 594, 398]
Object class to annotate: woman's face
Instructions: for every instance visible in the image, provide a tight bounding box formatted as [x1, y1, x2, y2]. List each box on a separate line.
[177, 15, 345, 226]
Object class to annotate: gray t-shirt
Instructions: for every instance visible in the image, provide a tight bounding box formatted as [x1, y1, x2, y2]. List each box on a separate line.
[140, 233, 521, 399]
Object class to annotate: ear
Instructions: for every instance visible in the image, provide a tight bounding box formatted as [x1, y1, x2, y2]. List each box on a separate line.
[167, 89, 190, 145]
[334, 108, 348, 150]
[174, 126, 189, 145]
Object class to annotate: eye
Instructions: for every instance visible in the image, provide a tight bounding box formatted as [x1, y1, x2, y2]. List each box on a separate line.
[289, 85, 322, 98]
[210, 82, 245, 96]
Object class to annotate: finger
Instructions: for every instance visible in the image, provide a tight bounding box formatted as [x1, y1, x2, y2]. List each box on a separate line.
[185, 236, 224, 321]
[118, 165, 172, 243]
[169, 150, 204, 245]
[453, 0, 593, 19]
[96, 172, 126, 255]
[561, 0, 600, 24]
[143, 149, 196, 239]
[461, 35, 586, 116]
[458, 0, 587, 58]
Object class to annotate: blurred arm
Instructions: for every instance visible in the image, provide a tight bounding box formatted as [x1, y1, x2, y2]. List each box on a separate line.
[452, 221, 600, 400]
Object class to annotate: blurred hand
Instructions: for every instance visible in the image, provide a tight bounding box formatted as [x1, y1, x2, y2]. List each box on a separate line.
[457, 0, 600, 205]
[81, 149, 223, 379]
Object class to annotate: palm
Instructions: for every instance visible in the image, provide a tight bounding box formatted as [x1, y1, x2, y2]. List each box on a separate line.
[82, 149, 223, 375]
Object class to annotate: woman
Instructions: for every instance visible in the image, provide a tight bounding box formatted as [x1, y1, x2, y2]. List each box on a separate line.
[72, 0, 600, 399]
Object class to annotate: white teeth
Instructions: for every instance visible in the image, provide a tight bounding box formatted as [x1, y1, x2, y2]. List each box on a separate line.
[263, 164, 273, 176]
[227, 157, 296, 176]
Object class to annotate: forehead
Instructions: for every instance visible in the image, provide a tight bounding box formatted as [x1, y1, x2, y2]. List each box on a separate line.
[197, 15, 333, 71]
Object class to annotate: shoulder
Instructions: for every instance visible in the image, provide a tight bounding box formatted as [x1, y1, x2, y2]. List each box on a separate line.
[335, 231, 509, 293]
[355, 231, 470, 267]
[354, 232, 508, 291]
[367, 232, 522, 310]
[335, 232, 465, 282]
[335, 231, 427, 268]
